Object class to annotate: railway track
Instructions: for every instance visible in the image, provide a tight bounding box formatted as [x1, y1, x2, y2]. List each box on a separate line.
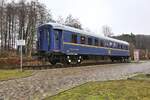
[22, 61, 126, 70]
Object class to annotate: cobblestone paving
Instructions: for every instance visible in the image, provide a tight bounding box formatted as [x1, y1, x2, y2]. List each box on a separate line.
[0, 61, 150, 100]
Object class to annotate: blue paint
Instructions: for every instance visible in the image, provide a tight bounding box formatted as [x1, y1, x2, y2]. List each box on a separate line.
[37, 24, 129, 57]
[62, 43, 129, 56]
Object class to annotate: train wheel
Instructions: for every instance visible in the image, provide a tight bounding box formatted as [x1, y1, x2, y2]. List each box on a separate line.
[50, 60, 57, 65]
[65, 55, 82, 65]
[77, 56, 82, 64]
[63, 56, 72, 64]
[49, 57, 57, 65]
[111, 58, 114, 62]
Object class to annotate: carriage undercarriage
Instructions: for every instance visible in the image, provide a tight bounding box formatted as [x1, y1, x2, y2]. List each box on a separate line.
[38, 51, 130, 65]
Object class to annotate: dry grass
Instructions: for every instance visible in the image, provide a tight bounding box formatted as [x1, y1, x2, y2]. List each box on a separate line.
[0, 70, 33, 81]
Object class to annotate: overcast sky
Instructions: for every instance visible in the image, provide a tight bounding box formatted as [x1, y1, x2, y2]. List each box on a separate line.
[39, 0, 150, 35]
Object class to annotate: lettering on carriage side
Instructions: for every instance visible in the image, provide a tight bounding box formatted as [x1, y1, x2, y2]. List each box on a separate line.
[70, 48, 79, 51]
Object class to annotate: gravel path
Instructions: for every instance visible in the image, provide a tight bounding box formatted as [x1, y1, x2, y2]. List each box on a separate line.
[0, 61, 150, 100]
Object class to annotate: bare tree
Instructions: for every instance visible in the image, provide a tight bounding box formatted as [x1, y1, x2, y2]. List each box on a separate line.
[102, 25, 113, 37]
[65, 14, 82, 29]
[56, 16, 65, 24]
[0, 0, 53, 57]
[0, 0, 5, 50]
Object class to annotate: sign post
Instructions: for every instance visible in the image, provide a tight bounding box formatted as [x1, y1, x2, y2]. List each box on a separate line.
[17, 40, 25, 72]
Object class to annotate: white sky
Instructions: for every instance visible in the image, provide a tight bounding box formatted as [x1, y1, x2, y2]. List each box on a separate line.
[39, 0, 150, 35]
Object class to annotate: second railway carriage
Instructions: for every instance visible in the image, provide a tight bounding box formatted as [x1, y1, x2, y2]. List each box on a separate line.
[37, 22, 130, 65]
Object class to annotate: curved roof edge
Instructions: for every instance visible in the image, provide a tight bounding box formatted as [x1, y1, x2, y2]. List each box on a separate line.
[43, 22, 129, 45]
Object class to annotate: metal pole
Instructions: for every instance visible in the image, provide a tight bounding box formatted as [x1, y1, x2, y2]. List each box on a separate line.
[20, 30, 23, 72]
[20, 45, 22, 72]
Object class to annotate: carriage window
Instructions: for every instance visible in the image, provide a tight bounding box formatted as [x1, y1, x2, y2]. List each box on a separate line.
[126, 46, 128, 50]
[121, 45, 123, 49]
[127, 46, 129, 50]
[125, 46, 127, 50]
[117, 44, 119, 49]
[113, 42, 116, 48]
[107, 41, 109, 47]
[124, 46, 126, 50]
[119, 44, 122, 49]
[115, 43, 118, 48]
[108, 41, 110, 47]
[100, 40, 104, 47]
[88, 37, 92, 45]
[116, 43, 118, 48]
[117, 44, 119, 48]
[94, 38, 99, 46]
[122, 45, 125, 49]
[120, 44, 122, 49]
[109, 42, 113, 48]
[105, 41, 108, 47]
[71, 34, 77, 43]
[118, 44, 120, 49]
[80, 36, 86, 44]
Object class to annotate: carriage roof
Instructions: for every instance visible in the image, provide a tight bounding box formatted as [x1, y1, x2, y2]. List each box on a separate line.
[42, 22, 129, 45]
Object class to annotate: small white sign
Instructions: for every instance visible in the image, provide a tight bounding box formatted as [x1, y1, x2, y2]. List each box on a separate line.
[17, 40, 25, 46]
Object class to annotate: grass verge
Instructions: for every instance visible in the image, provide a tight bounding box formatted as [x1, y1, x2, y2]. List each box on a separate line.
[129, 73, 150, 80]
[45, 74, 150, 100]
[0, 70, 33, 81]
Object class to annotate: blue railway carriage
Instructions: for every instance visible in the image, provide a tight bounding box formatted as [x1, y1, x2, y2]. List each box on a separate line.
[37, 22, 130, 65]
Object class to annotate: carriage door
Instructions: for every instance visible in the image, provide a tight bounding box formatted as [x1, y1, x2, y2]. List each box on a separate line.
[54, 30, 62, 50]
